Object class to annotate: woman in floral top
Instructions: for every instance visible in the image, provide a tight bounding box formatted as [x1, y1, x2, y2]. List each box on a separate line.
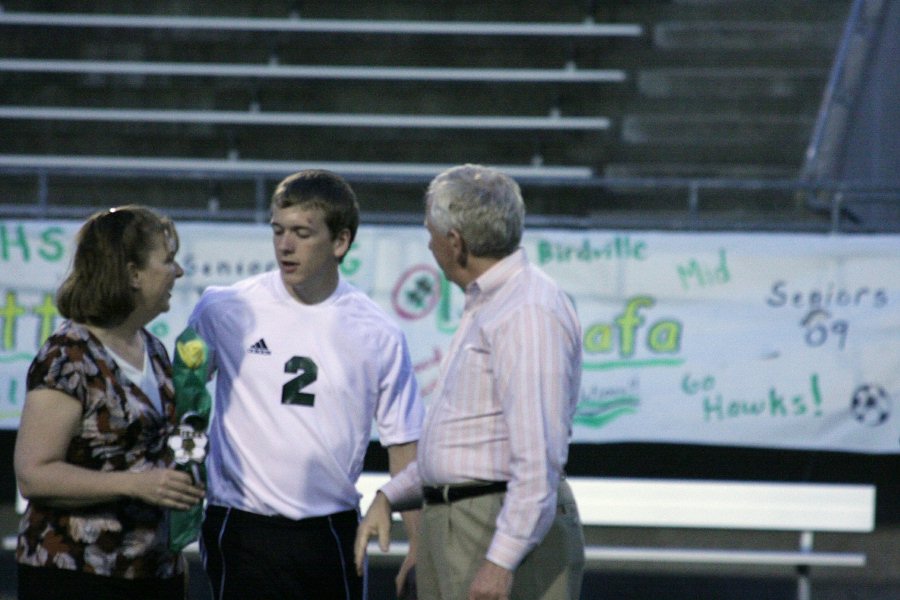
[14, 206, 205, 600]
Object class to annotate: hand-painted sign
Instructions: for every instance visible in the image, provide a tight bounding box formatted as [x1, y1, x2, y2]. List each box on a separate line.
[2, 220, 898, 453]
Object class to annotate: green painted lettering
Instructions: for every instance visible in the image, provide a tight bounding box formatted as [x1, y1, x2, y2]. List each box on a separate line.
[38, 227, 65, 261]
[32, 293, 59, 345]
[677, 249, 730, 290]
[1, 225, 30, 262]
[647, 321, 681, 353]
[682, 373, 715, 395]
[436, 274, 458, 334]
[583, 295, 684, 361]
[701, 378, 825, 422]
[339, 242, 361, 276]
[716, 249, 730, 283]
[810, 373, 823, 416]
[677, 260, 704, 290]
[703, 394, 723, 421]
[534, 236, 648, 264]
[7, 379, 18, 406]
[537, 240, 552, 265]
[1, 291, 27, 350]
[769, 389, 787, 416]
[792, 395, 807, 416]
[616, 296, 653, 358]
[741, 400, 767, 416]
[584, 323, 613, 352]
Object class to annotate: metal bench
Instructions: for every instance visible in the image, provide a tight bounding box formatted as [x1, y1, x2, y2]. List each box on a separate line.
[3, 473, 875, 600]
[357, 473, 876, 600]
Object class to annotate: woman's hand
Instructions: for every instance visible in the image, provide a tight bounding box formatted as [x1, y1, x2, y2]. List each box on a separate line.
[130, 468, 205, 510]
[16, 388, 205, 509]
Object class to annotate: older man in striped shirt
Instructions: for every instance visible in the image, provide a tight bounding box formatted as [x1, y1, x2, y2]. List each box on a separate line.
[356, 164, 585, 600]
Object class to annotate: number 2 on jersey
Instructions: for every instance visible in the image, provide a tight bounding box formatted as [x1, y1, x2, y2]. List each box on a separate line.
[282, 356, 317, 406]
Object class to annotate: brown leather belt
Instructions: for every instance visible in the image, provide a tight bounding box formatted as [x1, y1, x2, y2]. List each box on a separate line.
[423, 481, 508, 505]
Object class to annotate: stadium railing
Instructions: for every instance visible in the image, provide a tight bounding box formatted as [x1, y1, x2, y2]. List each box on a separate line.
[0, 12, 643, 38]
[1, 154, 894, 232]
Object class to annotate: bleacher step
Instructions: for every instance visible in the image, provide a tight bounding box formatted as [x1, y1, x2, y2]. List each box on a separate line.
[638, 67, 828, 99]
[622, 113, 814, 146]
[654, 21, 842, 50]
[603, 162, 797, 180]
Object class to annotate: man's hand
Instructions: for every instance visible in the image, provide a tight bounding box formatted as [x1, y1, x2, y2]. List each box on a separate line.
[397, 560, 416, 599]
[385, 443, 420, 597]
[468, 559, 513, 600]
[354, 491, 394, 576]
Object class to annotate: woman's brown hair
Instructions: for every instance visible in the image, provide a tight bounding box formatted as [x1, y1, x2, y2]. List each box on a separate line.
[56, 205, 179, 327]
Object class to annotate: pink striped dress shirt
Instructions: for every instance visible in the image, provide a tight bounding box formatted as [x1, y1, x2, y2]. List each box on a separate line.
[382, 248, 582, 570]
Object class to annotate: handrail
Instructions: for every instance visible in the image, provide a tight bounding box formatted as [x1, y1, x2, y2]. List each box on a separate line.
[0, 59, 627, 83]
[0, 154, 594, 181]
[5, 154, 899, 193]
[1, 154, 897, 232]
[801, 0, 866, 180]
[0, 106, 611, 131]
[0, 12, 644, 38]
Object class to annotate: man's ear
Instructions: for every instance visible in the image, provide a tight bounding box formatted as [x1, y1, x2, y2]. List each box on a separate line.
[448, 229, 468, 268]
[333, 228, 352, 260]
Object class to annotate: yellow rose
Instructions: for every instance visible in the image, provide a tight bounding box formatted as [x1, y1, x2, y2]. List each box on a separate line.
[176, 339, 207, 370]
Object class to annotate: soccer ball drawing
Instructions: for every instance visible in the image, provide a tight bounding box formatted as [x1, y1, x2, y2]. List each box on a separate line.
[850, 384, 892, 427]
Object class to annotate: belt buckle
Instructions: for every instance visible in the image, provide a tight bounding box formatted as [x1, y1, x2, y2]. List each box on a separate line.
[441, 485, 451, 503]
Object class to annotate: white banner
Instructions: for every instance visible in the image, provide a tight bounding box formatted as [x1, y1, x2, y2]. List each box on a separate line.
[2, 220, 899, 453]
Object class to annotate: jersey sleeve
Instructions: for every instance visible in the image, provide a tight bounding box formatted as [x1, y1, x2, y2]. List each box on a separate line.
[373, 329, 423, 447]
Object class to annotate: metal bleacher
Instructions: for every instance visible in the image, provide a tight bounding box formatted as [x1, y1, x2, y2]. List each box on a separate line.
[0, 5, 641, 222]
[0, 0, 895, 231]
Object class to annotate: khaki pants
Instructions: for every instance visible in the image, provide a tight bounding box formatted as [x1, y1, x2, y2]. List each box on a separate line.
[417, 480, 585, 600]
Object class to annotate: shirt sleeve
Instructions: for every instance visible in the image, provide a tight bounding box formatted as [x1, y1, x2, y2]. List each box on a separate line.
[486, 304, 581, 570]
[26, 334, 86, 404]
[373, 329, 424, 447]
[379, 460, 424, 511]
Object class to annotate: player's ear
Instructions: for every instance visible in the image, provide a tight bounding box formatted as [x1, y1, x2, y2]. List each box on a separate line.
[333, 228, 352, 261]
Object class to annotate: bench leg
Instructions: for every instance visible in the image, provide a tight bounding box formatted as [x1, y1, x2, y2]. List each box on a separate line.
[796, 530, 815, 600]
[796, 565, 810, 600]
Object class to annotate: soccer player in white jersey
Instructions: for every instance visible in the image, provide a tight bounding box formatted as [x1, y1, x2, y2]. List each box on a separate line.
[187, 169, 423, 600]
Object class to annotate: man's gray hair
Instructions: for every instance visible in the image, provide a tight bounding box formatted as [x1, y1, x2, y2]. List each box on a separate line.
[425, 164, 525, 258]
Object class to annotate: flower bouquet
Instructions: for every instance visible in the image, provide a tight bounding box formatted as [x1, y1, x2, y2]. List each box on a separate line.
[168, 326, 212, 552]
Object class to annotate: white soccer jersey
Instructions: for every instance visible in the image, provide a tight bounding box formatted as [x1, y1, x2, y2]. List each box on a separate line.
[189, 271, 423, 520]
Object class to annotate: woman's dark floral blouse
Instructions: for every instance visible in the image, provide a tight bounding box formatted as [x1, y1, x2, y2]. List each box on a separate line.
[17, 320, 183, 579]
